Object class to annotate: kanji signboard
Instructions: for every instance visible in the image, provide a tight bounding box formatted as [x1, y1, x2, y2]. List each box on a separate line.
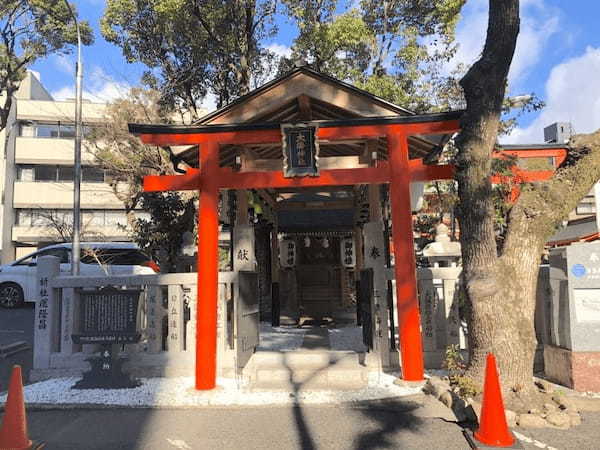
[281, 123, 320, 177]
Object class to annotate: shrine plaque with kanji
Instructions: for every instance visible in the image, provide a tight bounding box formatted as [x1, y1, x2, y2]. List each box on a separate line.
[281, 123, 320, 177]
[72, 287, 141, 344]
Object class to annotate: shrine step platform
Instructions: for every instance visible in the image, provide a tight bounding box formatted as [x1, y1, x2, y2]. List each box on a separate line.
[245, 350, 374, 391]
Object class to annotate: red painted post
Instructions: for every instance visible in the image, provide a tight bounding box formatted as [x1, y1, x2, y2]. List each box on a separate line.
[196, 140, 220, 390]
[387, 128, 425, 381]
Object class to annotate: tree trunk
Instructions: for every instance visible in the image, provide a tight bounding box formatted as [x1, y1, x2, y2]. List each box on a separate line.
[455, 0, 523, 389]
[465, 218, 544, 390]
[455, 0, 600, 392]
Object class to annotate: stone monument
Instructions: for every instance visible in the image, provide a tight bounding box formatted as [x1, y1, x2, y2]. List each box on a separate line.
[72, 287, 142, 389]
[544, 242, 600, 392]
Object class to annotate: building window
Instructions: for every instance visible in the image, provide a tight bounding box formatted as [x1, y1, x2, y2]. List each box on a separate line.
[576, 203, 596, 215]
[16, 165, 106, 183]
[16, 209, 134, 228]
[35, 165, 58, 181]
[17, 166, 34, 181]
[105, 211, 127, 226]
[18, 122, 91, 139]
[82, 167, 105, 183]
[58, 166, 74, 181]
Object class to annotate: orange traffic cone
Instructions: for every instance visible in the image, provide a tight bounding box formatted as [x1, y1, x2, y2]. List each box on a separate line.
[0, 365, 42, 450]
[470, 353, 519, 448]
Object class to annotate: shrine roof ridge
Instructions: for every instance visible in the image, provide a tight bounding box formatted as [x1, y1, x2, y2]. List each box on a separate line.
[128, 110, 464, 136]
[194, 66, 416, 124]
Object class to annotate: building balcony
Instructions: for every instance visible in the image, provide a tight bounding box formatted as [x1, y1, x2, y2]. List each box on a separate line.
[16, 99, 105, 123]
[13, 182, 123, 209]
[12, 225, 128, 244]
[15, 137, 97, 165]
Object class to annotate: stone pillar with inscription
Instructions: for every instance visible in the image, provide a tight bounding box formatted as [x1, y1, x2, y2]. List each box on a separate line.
[233, 225, 256, 272]
[167, 285, 186, 352]
[232, 225, 256, 372]
[145, 286, 164, 353]
[60, 287, 80, 355]
[544, 242, 600, 391]
[35, 256, 60, 369]
[184, 285, 196, 354]
[363, 221, 392, 369]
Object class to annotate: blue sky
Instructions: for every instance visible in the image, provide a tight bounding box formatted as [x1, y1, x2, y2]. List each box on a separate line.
[29, 0, 600, 144]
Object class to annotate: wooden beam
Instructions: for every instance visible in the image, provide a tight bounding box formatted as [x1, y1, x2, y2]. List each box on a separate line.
[360, 140, 379, 164]
[257, 189, 278, 210]
[217, 163, 391, 190]
[297, 95, 313, 121]
[274, 186, 355, 194]
[277, 199, 354, 211]
[368, 184, 382, 221]
[238, 156, 369, 172]
[236, 190, 249, 226]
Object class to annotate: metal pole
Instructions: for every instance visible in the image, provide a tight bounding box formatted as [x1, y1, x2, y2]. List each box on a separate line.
[65, 1, 82, 275]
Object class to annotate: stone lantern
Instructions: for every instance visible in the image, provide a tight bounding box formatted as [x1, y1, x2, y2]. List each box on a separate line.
[422, 223, 461, 267]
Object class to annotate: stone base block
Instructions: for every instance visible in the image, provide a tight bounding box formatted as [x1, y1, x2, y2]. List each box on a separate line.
[424, 351, 444, 369]
[544, 345, 600, 392]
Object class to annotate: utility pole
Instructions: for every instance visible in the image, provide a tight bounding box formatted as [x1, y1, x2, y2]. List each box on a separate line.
[65, 0, 82, 275]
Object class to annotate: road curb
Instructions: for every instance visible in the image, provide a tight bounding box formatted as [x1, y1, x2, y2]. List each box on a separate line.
[0, 394, 431, 412]
[0, 340, 29, 358]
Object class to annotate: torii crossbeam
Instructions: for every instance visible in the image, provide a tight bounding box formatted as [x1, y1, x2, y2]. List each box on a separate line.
[130, 113, 462, 390]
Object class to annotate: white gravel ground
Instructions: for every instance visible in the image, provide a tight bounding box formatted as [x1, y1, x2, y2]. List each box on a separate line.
[328, 326, 367, 351]
[0, 374, 423, 407]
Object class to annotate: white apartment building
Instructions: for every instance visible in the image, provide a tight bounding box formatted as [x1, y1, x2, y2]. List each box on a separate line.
[0, 72, 135, 263]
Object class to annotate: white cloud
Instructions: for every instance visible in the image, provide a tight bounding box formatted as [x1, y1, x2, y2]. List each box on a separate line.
[502, 47, 600, 144]
[51, 66, 130, 103]
[53, 54, 74, 74]
[267, 43, 292, 59]
[450, 0, 560, 85]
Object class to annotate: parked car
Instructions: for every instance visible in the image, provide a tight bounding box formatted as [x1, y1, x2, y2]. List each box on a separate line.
[0, 242, 159, 308]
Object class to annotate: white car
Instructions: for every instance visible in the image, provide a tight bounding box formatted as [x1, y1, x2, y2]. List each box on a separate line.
[0, 242, 159, 308]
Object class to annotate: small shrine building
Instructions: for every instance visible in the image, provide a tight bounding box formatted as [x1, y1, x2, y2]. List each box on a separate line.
[128, 66, 567, 390]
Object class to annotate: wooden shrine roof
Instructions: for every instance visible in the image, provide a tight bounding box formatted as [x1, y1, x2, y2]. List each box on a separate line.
[129, 66, 463, 169]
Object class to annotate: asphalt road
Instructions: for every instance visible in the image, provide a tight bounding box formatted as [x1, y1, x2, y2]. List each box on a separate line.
[19, 405, 600, 450]
[0, 302, 34, 346]
[515, 411, 600, 450]
[26, 404, 471, 450]
[2, 304, 600, 449]
[0, 303, 34, 392]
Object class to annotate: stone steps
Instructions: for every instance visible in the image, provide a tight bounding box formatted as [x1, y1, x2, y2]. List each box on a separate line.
[245, 350, 371, 391]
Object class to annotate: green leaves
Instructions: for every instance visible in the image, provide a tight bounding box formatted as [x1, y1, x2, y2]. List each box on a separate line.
[101, 0, 278, 116]
[281, 0, 464, 112]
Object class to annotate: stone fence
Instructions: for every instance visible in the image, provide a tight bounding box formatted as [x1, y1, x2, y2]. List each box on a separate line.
[32, 256, 236, 381]
[388, 266, 466, 368]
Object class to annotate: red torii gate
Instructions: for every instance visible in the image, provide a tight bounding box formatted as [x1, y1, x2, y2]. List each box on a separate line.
[130, 112, 460, 390]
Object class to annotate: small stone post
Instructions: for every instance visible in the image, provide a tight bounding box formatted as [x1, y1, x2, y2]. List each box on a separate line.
[34, 256, 60, 369]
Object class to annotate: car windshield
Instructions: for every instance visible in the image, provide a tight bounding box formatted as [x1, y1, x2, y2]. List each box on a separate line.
[80, 248, 149, 266]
